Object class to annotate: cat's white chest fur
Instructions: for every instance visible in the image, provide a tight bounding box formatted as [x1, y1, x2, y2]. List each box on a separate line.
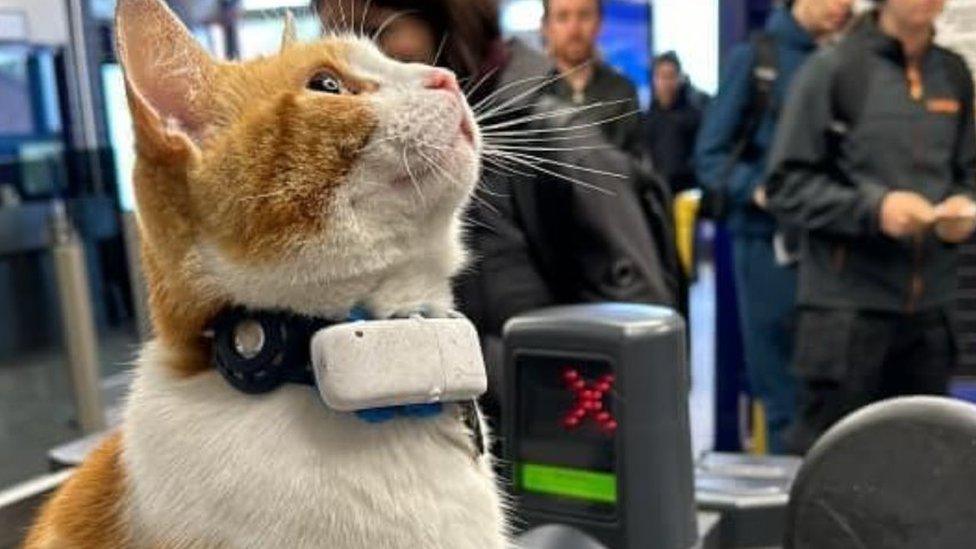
[123, 343, 507, 548]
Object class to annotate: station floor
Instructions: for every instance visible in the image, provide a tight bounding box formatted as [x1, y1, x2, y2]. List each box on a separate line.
[0, 267, 718, 490]
[0, 328, 138, 488]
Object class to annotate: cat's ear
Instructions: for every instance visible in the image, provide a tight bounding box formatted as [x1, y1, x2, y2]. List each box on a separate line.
[281, 11, 298, 51]
[115, 0, 217, 150]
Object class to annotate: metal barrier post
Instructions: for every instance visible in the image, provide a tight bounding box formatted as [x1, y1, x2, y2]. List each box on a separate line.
[50, 201, 106, 433]
[122, 211, 152, 341]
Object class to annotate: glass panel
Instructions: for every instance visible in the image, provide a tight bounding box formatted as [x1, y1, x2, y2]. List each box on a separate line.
[653, 0, 720, 95]
[238, 13, 322, 59]
[1, 39, 137, 499]
[0, 45, 35, 136]
[101, 64, 135, 213]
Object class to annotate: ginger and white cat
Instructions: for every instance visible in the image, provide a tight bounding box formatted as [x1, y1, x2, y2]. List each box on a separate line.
[25, 0, 506, 547]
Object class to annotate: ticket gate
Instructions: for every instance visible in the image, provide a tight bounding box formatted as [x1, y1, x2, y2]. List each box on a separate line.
[786, 397, 976, 549]
[504, 304, 699, 549]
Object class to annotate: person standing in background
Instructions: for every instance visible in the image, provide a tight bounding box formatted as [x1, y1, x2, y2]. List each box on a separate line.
[766, 0, 976, 454]
[541, 0, 642, 155]
[646, 52, 704, 195]
[694, 0, 854, 453]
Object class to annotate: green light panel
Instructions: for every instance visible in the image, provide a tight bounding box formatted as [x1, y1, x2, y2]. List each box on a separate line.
[520, 463, 617, 504]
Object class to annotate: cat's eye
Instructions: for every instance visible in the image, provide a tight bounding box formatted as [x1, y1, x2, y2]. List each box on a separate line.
[307, 72, 345, 95]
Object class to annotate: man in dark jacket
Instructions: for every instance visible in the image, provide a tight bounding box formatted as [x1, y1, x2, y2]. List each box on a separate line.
[647, 51, 704, 195]
[542, 0, 642, 155]
[694, 0, 853, 453]
[766, 0, 976, 454]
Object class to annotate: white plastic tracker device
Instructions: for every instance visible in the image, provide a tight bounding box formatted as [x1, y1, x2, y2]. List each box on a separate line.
[310, 317, 488, 412]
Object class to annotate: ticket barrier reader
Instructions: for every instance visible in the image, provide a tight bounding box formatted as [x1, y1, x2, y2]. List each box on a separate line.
[504, 304, 700, 549]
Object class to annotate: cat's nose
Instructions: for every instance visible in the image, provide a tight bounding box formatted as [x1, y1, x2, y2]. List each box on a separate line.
[425, 69, 460, 95]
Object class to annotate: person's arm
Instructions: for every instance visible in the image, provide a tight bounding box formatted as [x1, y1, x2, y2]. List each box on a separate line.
[935, 54, 976, 244]
[694, 45, 762, 207]
[950, 57, 976, 199]
[765, 53, 891, 237]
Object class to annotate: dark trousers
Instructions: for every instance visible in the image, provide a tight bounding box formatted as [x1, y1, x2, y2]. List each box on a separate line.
[786, 308, 957, 455]
[733, 236, 798, 454]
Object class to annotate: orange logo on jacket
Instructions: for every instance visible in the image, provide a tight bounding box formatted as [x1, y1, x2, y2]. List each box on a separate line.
[927, 98, 961, 114]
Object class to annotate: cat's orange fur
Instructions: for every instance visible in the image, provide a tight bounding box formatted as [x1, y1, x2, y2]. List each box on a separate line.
[23, 434, 127, 548]
[24, 1, 377, 545]
[132, 44, 377, 378]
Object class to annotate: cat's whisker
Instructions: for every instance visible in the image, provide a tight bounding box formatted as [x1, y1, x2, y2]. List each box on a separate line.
[479, 163, 510, 179]
[414, 148, 500, 218]
[472, 75, 561, 117]
[480, 108, 641, 138]
[469, 69, 571, 114]
[349, 0, 357, 38]
[469, 73, 550, 114]
[336, 0, 347, 32]
[360, 0, 373, 37]
[475, 60, 593, 122]
[474, 104, 534, 124]
[420, 151, 502, 218]
[486, 149, 627, 181]
[468, 191, 501, 217]
[483, 151, 616, 195]
[464, 66, 501, 100]
[473, 179, 509, 199]
[481, 132, 601, 145]
[432, 33, 449, 66]
[478, 100, 634, 130]
[485, 143, 613, 154]
[461, 212, 497, 232]
[482, 156, 536, 179]
[476, 97, 632, 126]
[402, 147, 426, 205]
[373, 10, 418, 42]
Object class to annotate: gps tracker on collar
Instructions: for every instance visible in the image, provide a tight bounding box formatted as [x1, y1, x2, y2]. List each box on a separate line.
[311, 317, 488, 412]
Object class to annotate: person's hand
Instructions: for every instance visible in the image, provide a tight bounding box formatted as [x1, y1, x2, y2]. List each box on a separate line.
[879, 191, 937, 238]
[935, 195, 976, 244]
[753, 186, 768, 210]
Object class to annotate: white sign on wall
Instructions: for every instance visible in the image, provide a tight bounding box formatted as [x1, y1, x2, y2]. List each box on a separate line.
[938, 0, 976, 76]
[653, 0, 720, 95]
[0, 9, 28, 41]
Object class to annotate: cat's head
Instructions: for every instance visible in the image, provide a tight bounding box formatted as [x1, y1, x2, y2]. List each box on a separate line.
[116, 0, 480, 357]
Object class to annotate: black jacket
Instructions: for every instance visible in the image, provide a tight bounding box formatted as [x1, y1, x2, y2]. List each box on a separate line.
[647, 85, 703, 194]
[766, 18, 976, 312]
[545, 61, 643, 156]
[455, 41, 679, 385]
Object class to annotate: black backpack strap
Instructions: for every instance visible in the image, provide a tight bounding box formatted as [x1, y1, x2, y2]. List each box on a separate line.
[705, 32, 781, 219]
[823, 43, 874, 167]
[830, 44, 872, 133]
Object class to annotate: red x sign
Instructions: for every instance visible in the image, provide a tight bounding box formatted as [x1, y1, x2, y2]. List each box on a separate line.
[561, 368, 618, 435]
